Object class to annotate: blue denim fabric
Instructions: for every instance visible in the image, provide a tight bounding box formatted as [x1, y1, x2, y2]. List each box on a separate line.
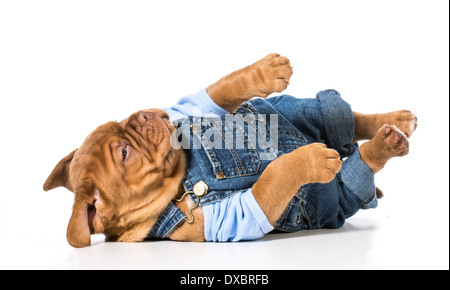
[147, 90, 377, 239]
[147, 202, 185, 238]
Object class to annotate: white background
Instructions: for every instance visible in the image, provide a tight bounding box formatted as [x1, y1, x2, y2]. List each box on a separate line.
[0, 0, 448, 269]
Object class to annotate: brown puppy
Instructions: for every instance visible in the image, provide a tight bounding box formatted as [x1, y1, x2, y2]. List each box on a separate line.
[44, 53, 417, 247]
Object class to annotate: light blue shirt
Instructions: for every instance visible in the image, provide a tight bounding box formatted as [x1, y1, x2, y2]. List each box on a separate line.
[163, 89, 274, 242]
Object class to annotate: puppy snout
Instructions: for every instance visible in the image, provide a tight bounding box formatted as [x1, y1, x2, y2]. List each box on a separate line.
[157, 110, 170, 120]
[136, 111, 154, 125]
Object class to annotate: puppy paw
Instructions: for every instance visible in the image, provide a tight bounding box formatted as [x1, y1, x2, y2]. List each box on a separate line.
[251, 53, 293, 97]
[381, 110, 418, 138]
[381, 124, 410, 157]
[360, 124, 411, 173]
[292, 143, 342, 184]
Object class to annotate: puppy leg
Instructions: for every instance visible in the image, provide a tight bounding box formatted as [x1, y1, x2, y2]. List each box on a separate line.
[252, 143, 342, 225]
[353, 110, 417, 142]
[359, 124, 410, 174]
[206, 53, 293, 113]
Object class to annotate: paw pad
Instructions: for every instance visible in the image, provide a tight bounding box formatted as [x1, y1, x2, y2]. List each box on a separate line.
[383, 125, 409, 156]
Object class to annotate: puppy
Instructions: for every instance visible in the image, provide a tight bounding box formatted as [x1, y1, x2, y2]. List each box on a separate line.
[44, 53, 417, 247]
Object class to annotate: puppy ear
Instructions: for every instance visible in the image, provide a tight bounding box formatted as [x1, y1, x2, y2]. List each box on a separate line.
[43, 150, 77, 192]
[67, 198, 91, 248]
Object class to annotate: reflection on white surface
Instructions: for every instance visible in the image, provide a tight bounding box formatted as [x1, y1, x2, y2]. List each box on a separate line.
[70, 223, 376, 270]
[1, 202, 448, 270]
[53, 219, 379, 270]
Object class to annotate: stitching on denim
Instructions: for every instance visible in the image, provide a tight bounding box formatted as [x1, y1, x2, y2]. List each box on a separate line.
[162, 215, 185, 238]
[196, 191, 238, 207]
[184, 176, 193, 191]
[201, 129, 224, 173]
[234, 121, 259, 174]
[199, 119, 260, 178]
[214, 121, 242, 175]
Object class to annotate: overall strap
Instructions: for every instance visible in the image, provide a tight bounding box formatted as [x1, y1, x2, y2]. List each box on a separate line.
[146, 202, 186, 239]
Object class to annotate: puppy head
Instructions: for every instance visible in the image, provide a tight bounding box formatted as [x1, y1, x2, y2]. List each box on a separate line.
[44, 109, 185, 248]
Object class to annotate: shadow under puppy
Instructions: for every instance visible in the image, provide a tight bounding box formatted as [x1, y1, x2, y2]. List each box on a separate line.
[44, 53, 417, 248]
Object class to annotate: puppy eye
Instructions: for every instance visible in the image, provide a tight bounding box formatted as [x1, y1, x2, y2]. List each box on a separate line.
[121, 147, 128, 163]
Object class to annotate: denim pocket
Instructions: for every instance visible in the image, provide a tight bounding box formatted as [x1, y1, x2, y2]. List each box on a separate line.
[192, 119, 261, 179]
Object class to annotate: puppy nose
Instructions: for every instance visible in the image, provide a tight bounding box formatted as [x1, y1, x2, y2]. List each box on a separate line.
[136, 110, 153, 124]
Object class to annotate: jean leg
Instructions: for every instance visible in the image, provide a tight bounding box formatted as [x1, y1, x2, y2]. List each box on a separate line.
[274, 146, 377, 232]
[340, 149, 378, 209]
[316, 89, 356, 157]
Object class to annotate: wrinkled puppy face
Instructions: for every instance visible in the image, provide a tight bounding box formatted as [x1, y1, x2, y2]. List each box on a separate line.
[44, 109, 185, 248]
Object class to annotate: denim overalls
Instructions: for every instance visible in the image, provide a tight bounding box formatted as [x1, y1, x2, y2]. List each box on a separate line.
[147, 90, 377, 239]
